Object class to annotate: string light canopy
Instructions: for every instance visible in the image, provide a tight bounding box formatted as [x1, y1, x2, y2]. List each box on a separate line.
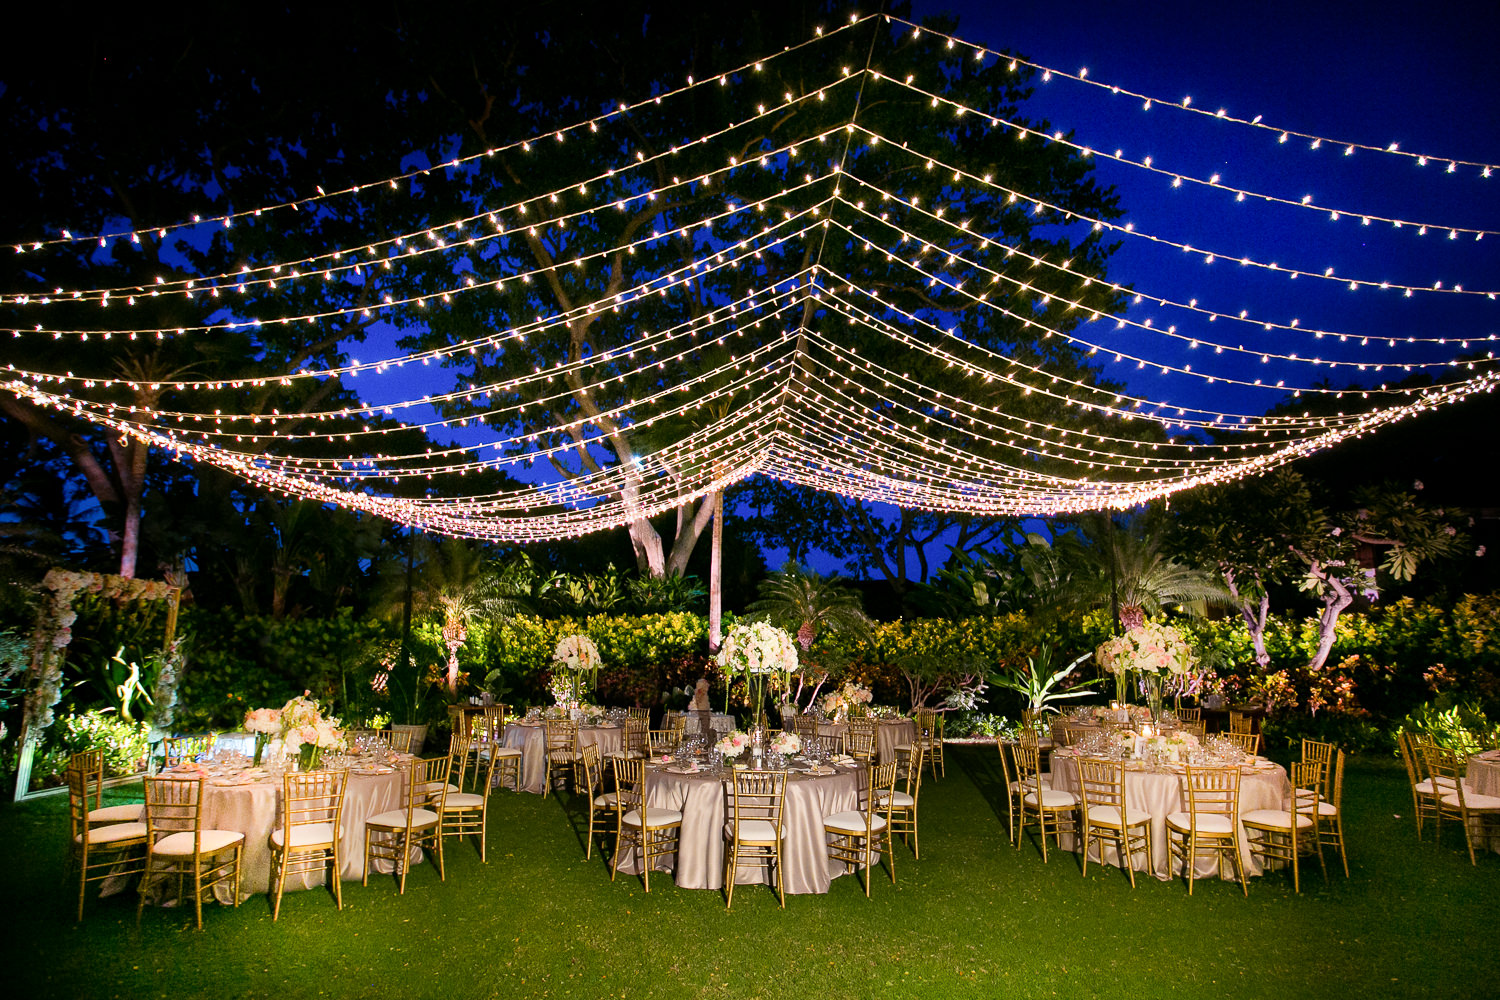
[3, 12, 1495, 543]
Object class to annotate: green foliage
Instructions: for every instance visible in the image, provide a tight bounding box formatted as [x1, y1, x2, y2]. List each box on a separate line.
[988, 646, 1100, 714]
[175, 607, 395, 731]
[17, 709, 154, 790]
[1395, 700, 1498, 756]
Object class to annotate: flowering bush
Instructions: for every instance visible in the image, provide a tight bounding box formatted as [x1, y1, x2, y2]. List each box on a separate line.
[715, 730, 750, 758]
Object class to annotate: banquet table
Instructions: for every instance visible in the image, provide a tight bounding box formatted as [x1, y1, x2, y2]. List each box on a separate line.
[614, 761, 864, 894]
[504, 721, 625, 794]
[132, 756, 418, 904]
[816, 718, 918, 764]
[1047, 750, 1292, 881]
[680, 712, 736, 738]
[1465, 750, 1500, 852]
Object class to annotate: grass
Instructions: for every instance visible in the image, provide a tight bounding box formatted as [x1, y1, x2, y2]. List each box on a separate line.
[3, 744, 1496, 1000]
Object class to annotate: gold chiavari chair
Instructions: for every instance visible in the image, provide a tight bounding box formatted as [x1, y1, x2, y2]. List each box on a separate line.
[1397, 732, 1446, 839]
[1228, 711, 1255, 735]
[364, 756, 448, 894]
[1180, 721, 1208, 742]
[824, 759, 898, 897]
[385, 729, 413, 753]
[724, 768, 788, 908]
[1224, 731, 1262, 756]
[609, 756, 682, 893]
[1075, 757, 1153, 888]
[576, 743, 616, 861]
[68, 749, 144, 826]
[162, 733, 216, 767]
[913, 709, 945, 778]
[477, 709, 524, 793]
[66, 766, 147, 921]
[137, 775, 245, 930]
[1301, 738, 1336, 798]
[1176, 707, 1202, 724]
[846, 718, 878, 763]
[620, 718, 649, 759]
[440, 735, 496, 862]
[543, 719, 580, 797]
[1165, 765, 1247, 895]
[1307, 748, 1349, 877]
[997, 740, 1026, 848]
[1425, 744, 1500, 865]
[881, 740, 925, 858]
[269, 769, 347, 919]
[626, 706, 651, 723]
[1243, 760, 1326, 893]
[1012, 742, 1076, 863]
[793, 714, 823, 752]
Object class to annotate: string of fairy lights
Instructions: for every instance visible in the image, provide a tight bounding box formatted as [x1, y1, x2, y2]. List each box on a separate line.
[3, 11, 1496, 539]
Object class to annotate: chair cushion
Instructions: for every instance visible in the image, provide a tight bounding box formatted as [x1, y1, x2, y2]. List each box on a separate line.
[88, 803, 145, 824]
[271, 823, 336, 849]
[78, 821, 147, 845]
[153, 829, 245, 855]
[1415, 777, 1458, 794]
[443, 792, 486, 809]
[1009, 779, 1051, 793]
[875, 791, 916, 808]
[1441, 790, 1500, 810]
[726, 819, 786, 842]
[594, 793, 620, 809]
[824, 810, 888, 834]
[1165, 811, 1235, 836]
[367, 807, 440, 830]
[1023, 789, 1077, 809]
[1085, 804, 1151, 828]
[622, 808, 683, 829]
[1242, 809, 1315, 830]
[479, 747, 523, 759]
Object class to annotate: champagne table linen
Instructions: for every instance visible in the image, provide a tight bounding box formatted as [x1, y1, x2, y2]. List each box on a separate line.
[1047, 750, 1292, 881]
[503, 722, 625, 794]
[614, 763, 863, 894]
[816, 719, 917, 764]
[1465, 750, 1500, 852]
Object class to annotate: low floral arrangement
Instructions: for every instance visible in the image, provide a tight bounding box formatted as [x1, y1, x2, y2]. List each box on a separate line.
[251, 693, 345, 768]
[1136, 729, 1200, 763]
[821, 681, 873, 719]
[715, 730, 751, 758]
[770, 731, 802, 756]
[242, 706, 283, 765]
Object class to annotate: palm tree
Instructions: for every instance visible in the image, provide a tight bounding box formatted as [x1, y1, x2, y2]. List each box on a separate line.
[747, 563, 870, 651]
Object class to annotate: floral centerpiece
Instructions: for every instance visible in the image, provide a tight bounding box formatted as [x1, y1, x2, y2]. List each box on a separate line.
[820, 681, 873, 723]
[242, 707, 282, 765]
[1137, 728, 1200, 763]
[552, 634, 603, 714]
[715, 621, 798, 727]
[770, 731, 802, 757]
[715, 730, 751, 759]
[1095, 622, 1198, 719]
[275, 693, 345, 770]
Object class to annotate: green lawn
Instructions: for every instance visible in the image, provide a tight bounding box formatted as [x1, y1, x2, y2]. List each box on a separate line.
[4, 745, 1494, 1000]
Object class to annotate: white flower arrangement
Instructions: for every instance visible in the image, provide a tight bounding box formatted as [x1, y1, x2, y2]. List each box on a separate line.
[553, 634, 602, 674]
[716, 621, 798, 676]
[242, 707, 282, 735]
[770, 731, 802, 755]
[1095, 622, 1197, 677]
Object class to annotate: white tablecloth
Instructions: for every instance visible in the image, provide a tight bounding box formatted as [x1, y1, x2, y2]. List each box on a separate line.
[1048, 752, 1291, 881]
[504, 722, 625, 793]
[615, 763, 863, 894]
[816, 719, 917, 764]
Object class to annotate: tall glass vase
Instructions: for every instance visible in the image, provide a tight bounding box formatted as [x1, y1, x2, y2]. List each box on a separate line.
[1142, 673, 1164, 722]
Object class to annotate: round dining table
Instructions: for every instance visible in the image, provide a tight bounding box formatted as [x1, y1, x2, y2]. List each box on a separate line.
[614, 761, 864, 894]
[504, 720, 625, 794]
[132, 756, 417, 904]
[1047, 749, 1292, 881]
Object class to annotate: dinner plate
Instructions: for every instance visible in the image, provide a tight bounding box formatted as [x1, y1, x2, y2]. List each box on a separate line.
[351, 766, 393, 775]
[667, 765, 701, 774]
[801, 765, 836, 776]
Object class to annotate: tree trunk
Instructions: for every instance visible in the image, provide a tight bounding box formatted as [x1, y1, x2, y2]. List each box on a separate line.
[1223, 568, 1271, 668]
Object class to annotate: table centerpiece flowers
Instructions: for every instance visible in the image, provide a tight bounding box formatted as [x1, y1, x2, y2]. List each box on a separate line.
[276, 693, 345, 770]
[820, 681, 873, 723]
[716, 729, 751, 759]
[242, 706, 282, 765]
[770, 731, 802, 757]
[715, 621, 798, 729]
[1095, 621, 1198, 720]
[551, 634, 603, 717]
